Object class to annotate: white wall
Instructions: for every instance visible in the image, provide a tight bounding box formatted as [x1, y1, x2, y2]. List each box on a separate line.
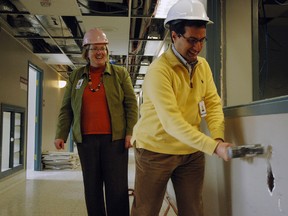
[225, 113, 288, 216]
[41, 64, 66, 152]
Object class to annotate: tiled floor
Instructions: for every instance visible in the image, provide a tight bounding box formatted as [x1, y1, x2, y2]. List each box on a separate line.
[0, 151, 177, 216]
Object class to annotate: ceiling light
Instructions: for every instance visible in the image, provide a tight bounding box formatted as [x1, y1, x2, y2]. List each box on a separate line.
[139, 66, 149, 74]
[136, 75, 145, 80]
[134, 88, 142, 93]
[147, 31, 161, 40]
[155, 0, 207, 18]
[154, 0, 179, 18]
[36, 54, 73, 65]
[144, 41, 162, 56]
[141, 59, 150, 65]
[136, 80, 144, 85]
[58, 80, 67, 88]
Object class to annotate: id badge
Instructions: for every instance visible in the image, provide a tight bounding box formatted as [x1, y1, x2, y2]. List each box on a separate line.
[76, 79, 84, 89]
[199, 100, 207, 117]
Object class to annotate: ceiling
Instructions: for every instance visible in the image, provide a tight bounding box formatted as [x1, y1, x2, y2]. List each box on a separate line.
[2, 0, 287, 92]
[0, 0, 172, 91]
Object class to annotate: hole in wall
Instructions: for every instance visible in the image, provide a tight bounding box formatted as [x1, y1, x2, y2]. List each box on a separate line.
[267, 162, 275, 194]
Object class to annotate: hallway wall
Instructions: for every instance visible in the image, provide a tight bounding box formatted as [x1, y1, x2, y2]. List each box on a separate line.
[0, 29, 65, 183]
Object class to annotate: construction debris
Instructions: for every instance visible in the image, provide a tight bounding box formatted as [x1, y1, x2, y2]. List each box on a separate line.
[42, 151, 80, 170]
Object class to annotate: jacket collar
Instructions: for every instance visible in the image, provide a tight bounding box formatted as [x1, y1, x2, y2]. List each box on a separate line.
[80, 63, 112, 78]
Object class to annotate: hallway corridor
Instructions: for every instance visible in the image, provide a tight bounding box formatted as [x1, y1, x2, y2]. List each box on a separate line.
[0, 170, 87, 215]
[0, 151, 177, 216]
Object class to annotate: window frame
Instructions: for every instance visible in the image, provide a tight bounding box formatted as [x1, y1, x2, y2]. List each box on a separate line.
[0, 103, 25, 179]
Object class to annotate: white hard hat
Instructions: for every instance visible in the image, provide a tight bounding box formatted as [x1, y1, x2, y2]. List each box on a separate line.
[164, 0, 213, 28]
[82, 28, 109, 46]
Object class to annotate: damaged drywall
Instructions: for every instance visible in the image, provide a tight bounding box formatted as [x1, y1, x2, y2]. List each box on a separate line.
[224, 114, 288, 216]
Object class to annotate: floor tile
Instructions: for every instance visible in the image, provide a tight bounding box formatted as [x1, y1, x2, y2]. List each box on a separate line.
[0, 151, 177, 216]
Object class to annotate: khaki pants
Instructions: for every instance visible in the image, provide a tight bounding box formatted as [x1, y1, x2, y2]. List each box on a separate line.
[131, 148, 205, 216]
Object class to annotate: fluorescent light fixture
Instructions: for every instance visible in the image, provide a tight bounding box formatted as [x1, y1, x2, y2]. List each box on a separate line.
[141, 59, 150, 65]
[155, 0, 207, 18]
[36, 53, 73, 65]
[139, 66, 149, 74]
[136, 74, 145, 80]
[147, 31, 161, 40]
[134, 85, 142, 89]
[134, 88, 142, 93]
[136, 80, 144, 85]
[144, 41, 162, 56]
[58, 80, 67, 88]
[154, 0, 179, 18]
[134, 85, 142, 93]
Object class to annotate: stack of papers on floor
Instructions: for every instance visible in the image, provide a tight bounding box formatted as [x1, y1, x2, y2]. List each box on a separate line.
[42, 151, 80, 170]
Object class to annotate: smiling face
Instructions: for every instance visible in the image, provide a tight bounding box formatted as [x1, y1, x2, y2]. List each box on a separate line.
[87, 44, 108, 68]
[172, 25, 206, 63]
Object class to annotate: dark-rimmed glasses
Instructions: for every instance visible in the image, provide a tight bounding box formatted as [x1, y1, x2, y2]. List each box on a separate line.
[179, 34, 207, 46]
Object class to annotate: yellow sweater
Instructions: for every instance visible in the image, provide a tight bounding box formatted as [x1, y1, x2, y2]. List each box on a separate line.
[132, 47, 224, 155]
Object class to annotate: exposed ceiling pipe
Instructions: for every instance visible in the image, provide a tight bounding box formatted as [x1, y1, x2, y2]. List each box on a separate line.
[126, 0, 134, 69]
[130, 0, 153, 79]
[128, 0, 149, 83]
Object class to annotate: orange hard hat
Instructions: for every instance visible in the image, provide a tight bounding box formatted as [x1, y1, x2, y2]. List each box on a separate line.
[82, 28, 109, 46]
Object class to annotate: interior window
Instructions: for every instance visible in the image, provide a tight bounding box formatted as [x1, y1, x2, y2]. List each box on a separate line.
[257, 0, 288, 99]
[0, 104, 25, 179]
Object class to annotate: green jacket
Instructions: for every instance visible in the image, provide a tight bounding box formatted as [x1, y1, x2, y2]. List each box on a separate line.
[55, 63, 138, 143]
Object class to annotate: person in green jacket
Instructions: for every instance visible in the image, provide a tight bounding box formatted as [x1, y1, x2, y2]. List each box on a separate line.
[54, 28, 138, 216]
[131, 0, 233, 215]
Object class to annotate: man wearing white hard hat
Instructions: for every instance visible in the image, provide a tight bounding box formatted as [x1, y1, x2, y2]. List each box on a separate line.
[131, 0, 233, 215]
[54, 28, 138, 216]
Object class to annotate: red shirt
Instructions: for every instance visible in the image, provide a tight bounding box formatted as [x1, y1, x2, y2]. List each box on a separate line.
[81, 66, 111, 135]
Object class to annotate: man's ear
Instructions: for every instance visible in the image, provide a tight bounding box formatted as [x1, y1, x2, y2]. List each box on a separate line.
[171, 31, 178, 43]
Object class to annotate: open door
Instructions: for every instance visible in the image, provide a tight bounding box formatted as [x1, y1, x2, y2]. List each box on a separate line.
[27, 63, 43, 172]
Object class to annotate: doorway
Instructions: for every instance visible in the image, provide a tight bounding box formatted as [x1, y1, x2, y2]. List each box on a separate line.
[27, 63, 43, 173]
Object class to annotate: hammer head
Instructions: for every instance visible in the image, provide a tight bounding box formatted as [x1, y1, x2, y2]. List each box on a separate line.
[227, 144, 264, 159]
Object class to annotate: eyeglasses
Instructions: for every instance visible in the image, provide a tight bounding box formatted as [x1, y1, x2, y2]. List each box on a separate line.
[179, 34, 207, 46]
[88, 47, 107, 53]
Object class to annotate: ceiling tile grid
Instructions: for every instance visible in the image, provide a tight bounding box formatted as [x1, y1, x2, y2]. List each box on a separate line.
[0, 0, 168, 89]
